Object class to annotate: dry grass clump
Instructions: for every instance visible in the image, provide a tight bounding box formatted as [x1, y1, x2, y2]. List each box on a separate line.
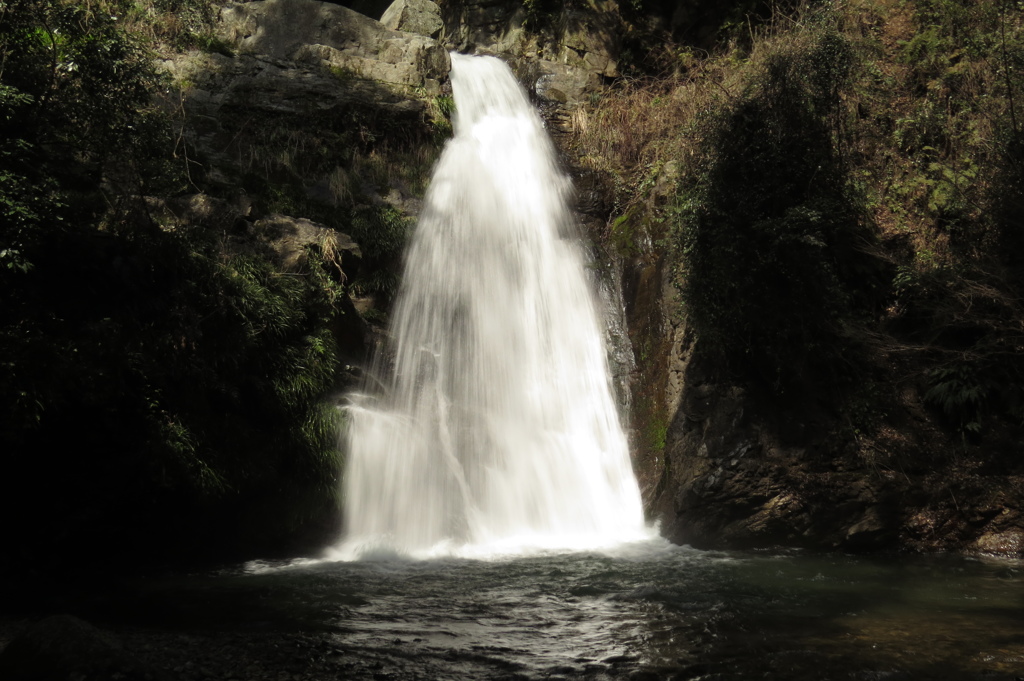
[573, 10, 850, 203]
[575, 78, 689, 175]
[74, 0, 219, 51]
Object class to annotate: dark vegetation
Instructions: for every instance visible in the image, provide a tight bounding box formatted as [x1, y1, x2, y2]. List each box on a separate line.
[0, 0, 367, 574]
[0, 0, 451, 579]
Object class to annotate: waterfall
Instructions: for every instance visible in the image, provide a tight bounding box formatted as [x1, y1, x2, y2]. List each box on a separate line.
[334, 54, 648, 559]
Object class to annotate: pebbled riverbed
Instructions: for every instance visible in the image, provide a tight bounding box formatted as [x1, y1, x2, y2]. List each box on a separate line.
[4, 540, 1024, 680]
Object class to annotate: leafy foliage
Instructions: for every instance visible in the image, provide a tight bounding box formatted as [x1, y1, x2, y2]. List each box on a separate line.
[0, 0, 345, 565]
[879, 0, 1024, 438]
[924, 362, 988, 436]
[348, 205, 412, 303]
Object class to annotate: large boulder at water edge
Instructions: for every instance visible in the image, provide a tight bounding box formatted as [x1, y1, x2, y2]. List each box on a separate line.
[0, 615, 172, 681]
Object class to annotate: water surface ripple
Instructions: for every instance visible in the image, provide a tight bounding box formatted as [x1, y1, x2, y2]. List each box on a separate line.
[117, 541, 1024, 680]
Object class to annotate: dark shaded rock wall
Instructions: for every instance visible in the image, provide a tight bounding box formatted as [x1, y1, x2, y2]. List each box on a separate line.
[629, 236, 1024, 558]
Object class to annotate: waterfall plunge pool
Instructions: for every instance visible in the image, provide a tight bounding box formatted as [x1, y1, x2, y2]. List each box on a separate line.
[38, 540, 1024, 681]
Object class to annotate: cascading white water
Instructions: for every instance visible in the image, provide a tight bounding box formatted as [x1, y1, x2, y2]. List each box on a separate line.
[334, 53, 648, 559]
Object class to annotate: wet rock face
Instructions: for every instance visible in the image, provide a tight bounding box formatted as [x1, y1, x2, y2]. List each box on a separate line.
[644, 342, 902, 553]
[634, 289, 1024, 557]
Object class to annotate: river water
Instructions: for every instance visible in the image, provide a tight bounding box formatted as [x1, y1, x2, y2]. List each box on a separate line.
[110, 540, 1024, 681]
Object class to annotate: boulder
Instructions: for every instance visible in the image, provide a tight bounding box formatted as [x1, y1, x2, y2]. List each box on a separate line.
[218, 0, 449, 95]
[165, 192, 252, 226]
[380, 0, 444, 38]
[252, 214, 361, 277]
[974, 529, 1024, 557]
[158, 0, 450, 190]
[559, 6, 622, 78]
[534, 61, 598, 106]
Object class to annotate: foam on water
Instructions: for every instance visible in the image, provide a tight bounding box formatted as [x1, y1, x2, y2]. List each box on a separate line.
[332, 53, 650, 561]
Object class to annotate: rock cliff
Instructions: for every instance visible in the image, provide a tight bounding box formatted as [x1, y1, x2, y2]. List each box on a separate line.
[153, 0, 1024, 559]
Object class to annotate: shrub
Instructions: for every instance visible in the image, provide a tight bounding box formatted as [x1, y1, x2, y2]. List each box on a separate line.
[348, 205, 412, 304]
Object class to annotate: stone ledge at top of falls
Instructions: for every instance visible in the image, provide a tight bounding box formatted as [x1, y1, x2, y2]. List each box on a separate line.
[224, 0, 448, 92]
[441, 0, 623, 109]
[218, 0, 449, 94]
[162, 0, 450, 118]
[159, 0, 450, 188]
